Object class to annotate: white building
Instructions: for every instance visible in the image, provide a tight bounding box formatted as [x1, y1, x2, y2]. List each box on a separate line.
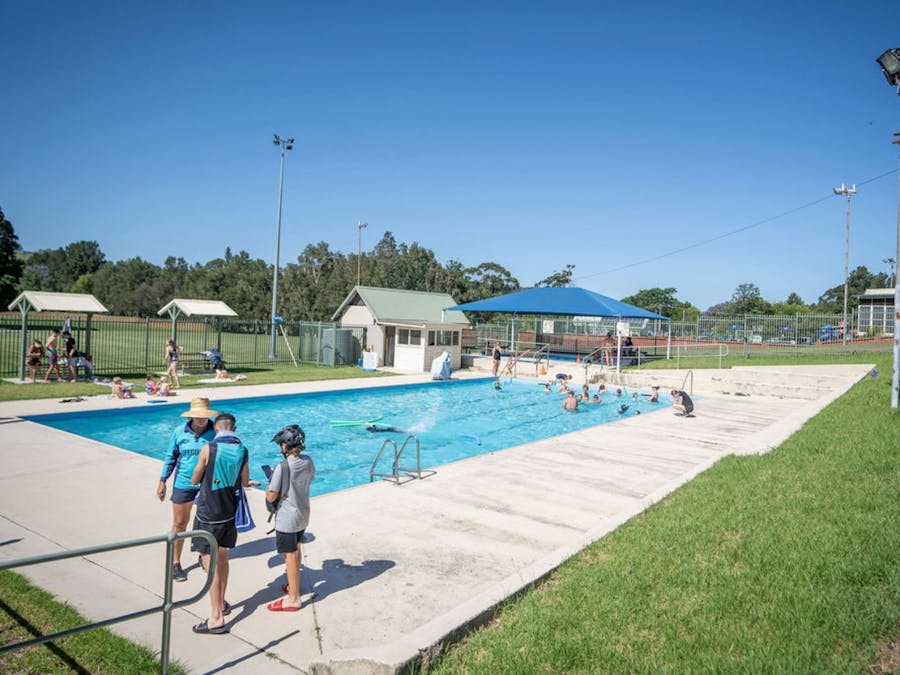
[331, 286, 470, 372]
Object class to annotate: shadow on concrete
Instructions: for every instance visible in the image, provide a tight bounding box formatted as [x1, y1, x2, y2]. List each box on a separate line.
[225, 558, 395, 628]
[201, 630, 300, 674]
[0, 538, 23, 547]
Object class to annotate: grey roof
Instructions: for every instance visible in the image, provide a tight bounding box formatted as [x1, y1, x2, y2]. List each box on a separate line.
[332, 286, 469, 325]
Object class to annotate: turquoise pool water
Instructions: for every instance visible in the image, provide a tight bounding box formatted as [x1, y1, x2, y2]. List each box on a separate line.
[26, 378, 670, 496]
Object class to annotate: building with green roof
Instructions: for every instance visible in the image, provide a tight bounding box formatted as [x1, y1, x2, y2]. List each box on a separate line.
[332, 286, 470, 371]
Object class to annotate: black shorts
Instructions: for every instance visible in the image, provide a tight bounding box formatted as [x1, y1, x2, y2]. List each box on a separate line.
[171, 487, 199, 504]
[275, 529, 305, 554]
[191, 518, 237, 553]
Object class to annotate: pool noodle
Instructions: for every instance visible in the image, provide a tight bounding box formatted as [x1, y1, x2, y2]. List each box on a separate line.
[330, 415, 384, 427]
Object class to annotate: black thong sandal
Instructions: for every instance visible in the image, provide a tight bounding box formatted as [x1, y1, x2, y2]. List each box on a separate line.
[192, 619, 228, 635]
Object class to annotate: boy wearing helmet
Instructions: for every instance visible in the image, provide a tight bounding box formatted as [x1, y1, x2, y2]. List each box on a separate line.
[266, 424, 316, 612]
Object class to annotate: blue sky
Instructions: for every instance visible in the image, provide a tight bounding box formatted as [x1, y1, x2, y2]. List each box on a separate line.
[2, 1, 899, 310]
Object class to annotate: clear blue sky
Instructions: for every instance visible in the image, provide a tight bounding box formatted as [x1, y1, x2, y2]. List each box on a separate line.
[2, 1, 899, 310]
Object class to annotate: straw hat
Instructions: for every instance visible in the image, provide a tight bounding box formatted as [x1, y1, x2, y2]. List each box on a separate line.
[181, 397, 219, 418]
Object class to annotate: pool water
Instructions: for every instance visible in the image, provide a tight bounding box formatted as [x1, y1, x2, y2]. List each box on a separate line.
[26, 378, 670, 497]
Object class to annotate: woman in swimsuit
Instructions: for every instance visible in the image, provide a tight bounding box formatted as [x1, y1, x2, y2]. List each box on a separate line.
[165, 338, 181, 389]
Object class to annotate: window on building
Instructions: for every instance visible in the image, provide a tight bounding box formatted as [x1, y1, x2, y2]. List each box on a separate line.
[427, 330, 460, 346]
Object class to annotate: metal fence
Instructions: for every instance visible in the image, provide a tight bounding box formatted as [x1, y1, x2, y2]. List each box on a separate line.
[0, 313, 367, 378]
[465, 310, 893, 360]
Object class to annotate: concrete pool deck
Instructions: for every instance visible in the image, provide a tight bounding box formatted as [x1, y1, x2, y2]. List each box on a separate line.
[0, 363, 873, 673]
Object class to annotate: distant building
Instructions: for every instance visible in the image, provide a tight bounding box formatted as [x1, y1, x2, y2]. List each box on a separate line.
[331, 286, 470, 372]
[857, 288, 895, 336]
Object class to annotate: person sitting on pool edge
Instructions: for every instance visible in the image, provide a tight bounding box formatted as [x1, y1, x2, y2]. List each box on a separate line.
[671, 389, 694, 416]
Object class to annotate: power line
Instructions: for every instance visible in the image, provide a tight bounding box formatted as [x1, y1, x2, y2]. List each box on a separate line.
[572, 167, 900, 281]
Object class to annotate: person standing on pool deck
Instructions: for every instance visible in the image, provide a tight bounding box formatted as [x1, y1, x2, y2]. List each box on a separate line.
[491, 342, 502, 377]
[671, 389, 694, 416]
[156, 397, 217, 582]
[43, 329, 60, 382]
[190, 412, 254, 634]
[266, 424, 315, 612]
[165, 338, 181, 389]
[61, 330, 77, 381]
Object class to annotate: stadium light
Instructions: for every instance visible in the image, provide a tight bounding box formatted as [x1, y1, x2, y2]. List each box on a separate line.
[270, 134, 294, 359]
[833, 184, 856, 347]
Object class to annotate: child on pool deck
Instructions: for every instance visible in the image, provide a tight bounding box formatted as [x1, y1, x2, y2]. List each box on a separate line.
[146, 374, 159, 395]
[111, 377, 135, 399]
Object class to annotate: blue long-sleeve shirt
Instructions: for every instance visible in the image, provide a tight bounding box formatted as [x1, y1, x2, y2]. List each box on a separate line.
[159, 420, 216, 490]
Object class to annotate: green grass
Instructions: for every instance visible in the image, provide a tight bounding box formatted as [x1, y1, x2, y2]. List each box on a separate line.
[0, 363, 394, 402]
[431, 354, 900, 673]
[0, 570, 183, 674]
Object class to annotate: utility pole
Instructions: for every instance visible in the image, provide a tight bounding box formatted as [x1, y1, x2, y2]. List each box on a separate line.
[833, 183, 856, 347]
[269, 134, 294, 359]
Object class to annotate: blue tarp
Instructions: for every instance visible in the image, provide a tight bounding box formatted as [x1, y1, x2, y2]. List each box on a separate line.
[446, 287, 668, 320]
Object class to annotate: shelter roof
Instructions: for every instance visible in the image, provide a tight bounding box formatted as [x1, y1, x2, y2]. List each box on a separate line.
[157, 299, 238, 317]
[332, 286, 470, 325]
[8, 291, 109, 313]
[446, 287, 668, 320]
[859, 288, 895, 300]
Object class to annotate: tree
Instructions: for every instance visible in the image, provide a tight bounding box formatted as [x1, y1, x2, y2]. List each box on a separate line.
[816, 266, 889, 313]
[465, 262, 520, 300]
[534, 264, 575, 288]
[18, 240, 106, 292]
[0, 207, 23, 307]
[730, 283, 771, 314]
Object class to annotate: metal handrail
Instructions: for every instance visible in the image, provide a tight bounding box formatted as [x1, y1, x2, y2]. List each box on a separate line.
[0, 530, 217, 674]
[681, 369, 694, 395]
[396, 434, 423, 479]
[532, 344, 551, 377]
[369, 435, 435, 484]
[369, 438, 399, 483]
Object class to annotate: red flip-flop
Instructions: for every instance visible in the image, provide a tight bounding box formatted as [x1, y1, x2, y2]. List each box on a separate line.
[267, 599, 301, 612]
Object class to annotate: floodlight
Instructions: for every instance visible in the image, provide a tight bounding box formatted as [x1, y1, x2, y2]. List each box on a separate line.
[876, 48, 900, 89]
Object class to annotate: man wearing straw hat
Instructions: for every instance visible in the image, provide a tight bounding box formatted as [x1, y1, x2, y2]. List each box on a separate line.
[156, 397, 218, 583]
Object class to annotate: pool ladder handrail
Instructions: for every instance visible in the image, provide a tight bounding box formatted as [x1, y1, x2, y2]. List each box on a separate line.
[681, 369, 693, 395]
[369, 434, 436, 485]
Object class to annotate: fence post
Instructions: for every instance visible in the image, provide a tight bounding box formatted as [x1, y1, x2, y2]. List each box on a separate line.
[253, 320, 259, 366]
[160, 530, 175, 675]
[144, 317, 151, 372]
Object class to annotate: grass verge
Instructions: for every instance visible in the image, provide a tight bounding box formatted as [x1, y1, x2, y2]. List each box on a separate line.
[0, 363, 394, 402]
[431, 355, 900, 673]
[0, 570, 182, 673]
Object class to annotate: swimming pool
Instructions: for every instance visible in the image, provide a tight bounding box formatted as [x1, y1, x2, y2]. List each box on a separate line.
[26, 379, 670, 497]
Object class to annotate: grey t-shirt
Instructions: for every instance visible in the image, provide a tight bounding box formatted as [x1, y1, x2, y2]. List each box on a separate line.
[268, 454, 315, 534]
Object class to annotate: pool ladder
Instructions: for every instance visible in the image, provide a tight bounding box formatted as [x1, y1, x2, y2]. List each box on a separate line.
[369, 435, 436, 485]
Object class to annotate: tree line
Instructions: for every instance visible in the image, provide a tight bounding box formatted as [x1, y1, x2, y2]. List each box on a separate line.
[0, 206, 891, 322]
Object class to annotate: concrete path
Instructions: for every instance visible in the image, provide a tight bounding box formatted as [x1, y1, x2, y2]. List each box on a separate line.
[0, 364, 872, 673]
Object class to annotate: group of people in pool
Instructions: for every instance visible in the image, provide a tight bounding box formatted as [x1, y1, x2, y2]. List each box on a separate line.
[530, 375, 694, 417]
[156, 397, 315, 635]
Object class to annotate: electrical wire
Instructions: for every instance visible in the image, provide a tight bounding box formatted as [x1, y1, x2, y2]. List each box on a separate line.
[572, 167, 899, 281]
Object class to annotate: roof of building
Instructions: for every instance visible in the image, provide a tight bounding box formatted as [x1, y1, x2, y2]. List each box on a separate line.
[332, 286, 470, 326]
[8, 291, 109, 313]
[157, 299, 238, 318]
[859, 288, 896, 300]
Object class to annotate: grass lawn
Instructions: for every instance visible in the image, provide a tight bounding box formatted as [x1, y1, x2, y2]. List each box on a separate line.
[0, 363, 394, 402]
[0, 570, 183, 673]
[431, 354, 900, 673]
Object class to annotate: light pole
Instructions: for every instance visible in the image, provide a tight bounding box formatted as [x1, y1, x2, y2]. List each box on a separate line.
[875, 48, 900, 408]
[833, 183, 856, 347]
[883, 257, 896, 286]
[270, 133, 293, 359]
[357, 221, 368, 286]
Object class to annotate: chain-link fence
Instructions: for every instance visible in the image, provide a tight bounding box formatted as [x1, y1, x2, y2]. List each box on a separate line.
[464, 310, 892, 360]
[0, 313, 367, 378]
